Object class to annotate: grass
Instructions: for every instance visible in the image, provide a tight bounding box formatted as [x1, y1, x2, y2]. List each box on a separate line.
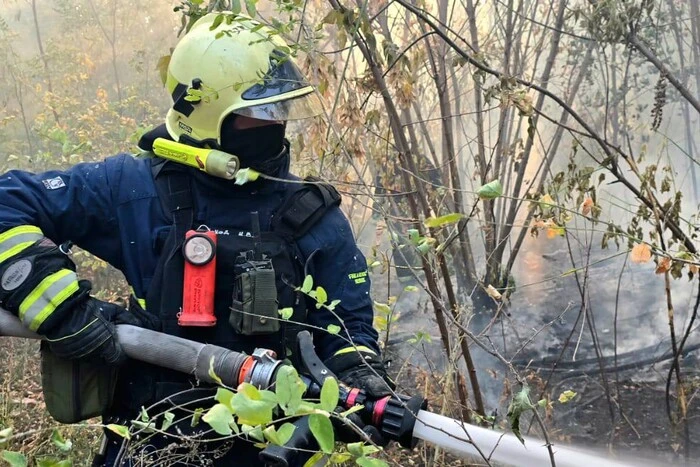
[0, 337, 101, 466]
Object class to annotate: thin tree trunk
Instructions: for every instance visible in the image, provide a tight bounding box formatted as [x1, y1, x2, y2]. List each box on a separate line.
[667, 0, 699, 199]
[493, 0, 567, 279]
[31, 0, 60, 124]
[503, 45, 595, 279]
[328, 0, 485, 419]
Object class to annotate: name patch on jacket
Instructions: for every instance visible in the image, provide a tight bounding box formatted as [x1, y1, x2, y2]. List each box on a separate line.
[42, 176, 66, 190]
[348, 270, 368, 284]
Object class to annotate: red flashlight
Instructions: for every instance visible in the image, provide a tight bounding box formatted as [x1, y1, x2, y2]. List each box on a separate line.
[179, 229, 217, 327]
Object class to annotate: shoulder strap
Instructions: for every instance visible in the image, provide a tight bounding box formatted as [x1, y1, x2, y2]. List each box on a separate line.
[146, 158, 193, 330]
[271, 176, 341, 239]
[151, 158, 194, 243]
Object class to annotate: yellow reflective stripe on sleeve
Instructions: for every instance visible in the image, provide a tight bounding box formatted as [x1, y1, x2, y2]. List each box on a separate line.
[0, 226, 43, 264]
[19, 269, 79, 332]
[333, 346, 377, 356]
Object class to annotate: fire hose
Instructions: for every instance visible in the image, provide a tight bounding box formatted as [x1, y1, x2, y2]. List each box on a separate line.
[0, 307, 639, 467]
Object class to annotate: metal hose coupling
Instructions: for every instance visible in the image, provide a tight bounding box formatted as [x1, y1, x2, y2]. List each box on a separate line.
[240, 348, 285, 388]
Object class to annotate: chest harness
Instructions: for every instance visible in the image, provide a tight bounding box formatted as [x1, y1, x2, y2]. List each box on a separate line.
[111, 158, 340, 415]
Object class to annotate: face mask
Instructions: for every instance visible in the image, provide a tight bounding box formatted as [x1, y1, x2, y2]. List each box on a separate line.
[220, 124, 286, 175]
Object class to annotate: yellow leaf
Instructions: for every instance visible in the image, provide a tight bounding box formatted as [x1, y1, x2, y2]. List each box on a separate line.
[655, 257, 671, 274]
[581, 197, 594, 216]
[485, 284, 502, 300]
[630, 243, 652, 264]
[546, 225, 565, 239]
[558, 390, 577, 404]
[540, 194, 555, 206]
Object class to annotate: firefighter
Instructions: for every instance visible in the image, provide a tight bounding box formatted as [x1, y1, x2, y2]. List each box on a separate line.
[0, 12, 392, 465]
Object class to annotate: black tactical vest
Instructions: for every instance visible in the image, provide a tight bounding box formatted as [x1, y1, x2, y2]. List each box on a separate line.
[108, 158, 340, 416]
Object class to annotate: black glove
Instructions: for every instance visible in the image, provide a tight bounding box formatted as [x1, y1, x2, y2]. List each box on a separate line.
[333, 407, 387, 446]
[45, 295, 140, 365]
[325, 349, 396, 398]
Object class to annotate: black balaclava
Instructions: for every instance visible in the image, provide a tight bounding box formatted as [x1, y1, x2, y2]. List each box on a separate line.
[219, 115, 287, 176]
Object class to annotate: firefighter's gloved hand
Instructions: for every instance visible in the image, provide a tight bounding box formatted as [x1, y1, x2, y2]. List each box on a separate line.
[45, 296, 140, 365]
[325, 348, 396, 399]
[333, 407, 387, 446]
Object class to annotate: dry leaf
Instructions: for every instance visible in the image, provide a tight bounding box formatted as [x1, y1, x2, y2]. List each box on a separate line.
[546, 224, 565, 239]
[485, 284, 502, 300]
[655, 257, 671, 274]
[690, 264, 699, 275]
[630, 243, 652, 264]
[540, 194, 555, 206]
[581, 197, 594, 216]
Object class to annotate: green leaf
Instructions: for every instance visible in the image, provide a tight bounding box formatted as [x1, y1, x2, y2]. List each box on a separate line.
[191, 407, 204, 427]
[231, 0, 242, 15]
[477, 180, 503, 200]
[231, 383, 276, 425]
[330, 452, 353, 463]
[131, 420, 155, 434]
[316, 286, 328, 305]
[161, 411, 175, 431]
[303, 452, 326, 467]
[234, 168, 261, 185]
[202, 403, 234, 436]
[347, 441, 365, 457]
[309, 413, 335, 454]
[275, 366, 307, 415]
[278, 307, 294, 320]
[301, 275, 314, 293]
[424, 213, 464, 228]
[320, 377, 339, 412]
[356, 457, 388, 467]
[208, 356, 224, 385]
[416, 241, 433, 255]
[106, 424, 130, 440]
[1, 451, 27, 467]
[0, 427, 12, 442]
[37, 458, 72, 467]
[242, 424, 264, 442]
[276, 422, 295, 446]
[50, 429, 72, 452]
[263, 422, 295, 446]
[407, 229, 420, 244]
[507, 386, 534, 444]
[407, 331, 432, 344]
[155, 55, 171, 86]
[326, 324, 341, 335]
[215, 387, 235, 411]
[139, 406, 150, 422]
[404, 285, 418, 292]
[373, 301, 391, 316]
[322, 10, 343, 25]
[327, 299, 341, 311]
[339, 405, 364, 418]
[361, 445, 381, 456]
[244, 0, 257, 16]
[210, 14, 225, 31]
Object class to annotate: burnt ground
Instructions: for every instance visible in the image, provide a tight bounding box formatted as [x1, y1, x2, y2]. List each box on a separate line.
[548, 372, 700, 465]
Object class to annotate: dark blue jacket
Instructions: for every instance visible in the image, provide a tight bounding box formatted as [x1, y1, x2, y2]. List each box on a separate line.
[0, 153, 379, 360]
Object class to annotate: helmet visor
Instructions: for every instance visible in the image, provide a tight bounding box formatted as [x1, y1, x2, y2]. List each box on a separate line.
[232, 91, 323, 121]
